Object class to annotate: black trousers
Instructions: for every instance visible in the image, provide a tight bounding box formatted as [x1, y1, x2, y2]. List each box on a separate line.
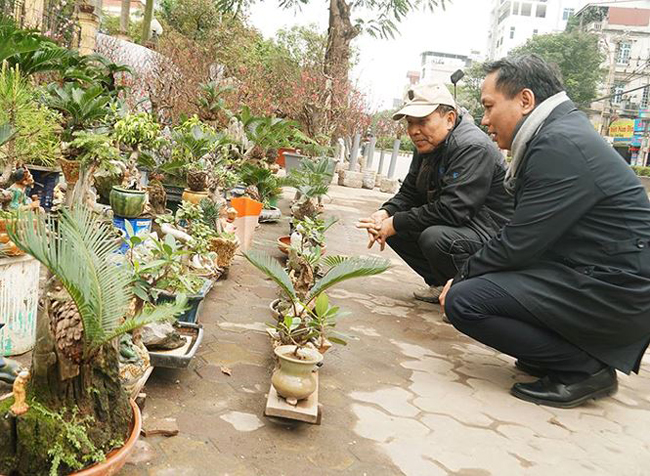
[386, 225, 486, 286]
[445, 277, 606, 384]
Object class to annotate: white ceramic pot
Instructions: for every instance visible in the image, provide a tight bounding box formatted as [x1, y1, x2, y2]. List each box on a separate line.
[271, 345, 323, 401]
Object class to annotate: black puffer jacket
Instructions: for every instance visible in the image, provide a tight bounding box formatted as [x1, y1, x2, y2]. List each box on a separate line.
[381, 114, 513, 240]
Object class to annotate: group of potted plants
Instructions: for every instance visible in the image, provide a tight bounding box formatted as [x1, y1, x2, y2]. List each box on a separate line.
[244, 155, 390, 406]
[0, 17, 336, 475]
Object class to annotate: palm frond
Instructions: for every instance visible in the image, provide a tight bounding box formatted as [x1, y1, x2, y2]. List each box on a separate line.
[306, 256, 390, 304]
[243, 250, 296, 301]
[7, 207, 131, 354]
[102, 300, 187, 344]
[320, 255, 350, 268]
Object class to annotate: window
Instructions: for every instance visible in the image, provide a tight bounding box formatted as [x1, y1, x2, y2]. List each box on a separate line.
[498, 2, 511, 23]
[617, 42, 632, 66]
[642, 86, 649, 109]
[536, 4, 546, 18]
[563, 8, 575, 21]
[533, 29, 538, 36]
[520, 2, 532, 16]
[512, 1, 519, 14]
[510, 27, 515, 39]
[612, 82, 625, 104]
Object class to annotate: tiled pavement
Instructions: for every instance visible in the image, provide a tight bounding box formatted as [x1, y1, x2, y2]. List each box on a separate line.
[10, 184, 649, 475]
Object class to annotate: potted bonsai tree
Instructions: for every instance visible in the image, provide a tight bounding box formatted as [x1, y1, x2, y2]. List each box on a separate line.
[243, 250, 389, 400]
[0, 206, 186, 475]
[105, 112, 164, 211]
[64, 130, 123, 211]
[171, 119, 221, 204]
[46, 83, 112, 188]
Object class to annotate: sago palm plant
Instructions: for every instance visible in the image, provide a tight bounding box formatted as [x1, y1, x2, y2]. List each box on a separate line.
[8, 206, 186, 361]
[243, 250, 389, 349]
[0, 205, 186, 475]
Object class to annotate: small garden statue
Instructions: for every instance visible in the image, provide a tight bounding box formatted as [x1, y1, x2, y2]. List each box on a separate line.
[9, 369, 30, 416]
[2, 168, 41, 211]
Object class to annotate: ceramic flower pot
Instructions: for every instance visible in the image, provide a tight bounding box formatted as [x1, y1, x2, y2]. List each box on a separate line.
[110, 187, 146, 219]
[271, 345, 323, 401]
[277, 236, 326, 256]
[70, 399, 142, 476]
[181, 189, 209, 205]
[58, 158, 81, 185]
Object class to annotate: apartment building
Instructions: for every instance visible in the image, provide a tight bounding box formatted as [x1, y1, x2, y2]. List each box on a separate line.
[487, 0, 583, 59]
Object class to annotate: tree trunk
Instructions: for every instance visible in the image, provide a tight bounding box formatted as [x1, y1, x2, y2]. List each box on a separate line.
[324, 0, 360, 81]
[119, 0, 130, 37]
[141, 0, 154, 44]
[311, 0, 359, 140]
[0, 295, 131, 475]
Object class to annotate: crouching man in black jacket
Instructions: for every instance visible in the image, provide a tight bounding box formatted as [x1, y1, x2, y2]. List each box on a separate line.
[358, 83, 513, 304]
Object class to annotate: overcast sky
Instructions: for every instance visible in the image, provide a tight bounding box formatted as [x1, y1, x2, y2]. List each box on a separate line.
[248, 0, 492, 111]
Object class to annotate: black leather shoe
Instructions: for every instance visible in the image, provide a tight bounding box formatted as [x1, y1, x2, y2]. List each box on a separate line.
[514, 360, 548, 378]
[510, 367, 618, 408]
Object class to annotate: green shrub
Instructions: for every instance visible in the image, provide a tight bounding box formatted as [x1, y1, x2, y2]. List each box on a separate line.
[631, 166, 650, 177]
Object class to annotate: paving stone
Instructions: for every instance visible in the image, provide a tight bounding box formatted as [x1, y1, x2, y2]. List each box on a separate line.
[201, 342, 270, 367]
[126, 185, 650, 476]
[349, 387, 419, 417]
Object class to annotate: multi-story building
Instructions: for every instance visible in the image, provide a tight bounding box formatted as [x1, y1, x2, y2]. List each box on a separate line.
[575, 2, 650, 163]
[487, 0, 583, 59]
[420, 50, 482, 84]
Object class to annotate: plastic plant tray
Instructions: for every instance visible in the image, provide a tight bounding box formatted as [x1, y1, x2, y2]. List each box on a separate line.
[147, 322, 204, 369]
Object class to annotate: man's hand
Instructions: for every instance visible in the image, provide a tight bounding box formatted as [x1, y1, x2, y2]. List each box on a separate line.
[439, 279, 453, 308]
[357, 209, 390, 249]
[358, 216, 397, 251]
[370, 209, 389, 224]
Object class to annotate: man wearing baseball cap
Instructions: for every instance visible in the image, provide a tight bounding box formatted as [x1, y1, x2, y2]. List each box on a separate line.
[358, 82, 513, 304]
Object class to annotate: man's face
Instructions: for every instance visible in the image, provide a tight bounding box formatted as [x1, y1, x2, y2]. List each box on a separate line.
[406, 110, 455, 154]
[480, 72, 534, 150]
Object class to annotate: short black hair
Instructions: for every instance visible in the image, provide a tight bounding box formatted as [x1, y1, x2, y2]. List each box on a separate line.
[483, 54, 564, 104]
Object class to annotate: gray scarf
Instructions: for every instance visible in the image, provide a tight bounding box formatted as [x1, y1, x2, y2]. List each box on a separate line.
[505, 91, 571, 194]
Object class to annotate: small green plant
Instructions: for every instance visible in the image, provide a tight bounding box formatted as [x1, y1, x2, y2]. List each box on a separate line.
[195, 81, 233, 123]
[292, 216, 337, 249]
[29, 402, 106, 476]
[238, 163, 288, 207]
[46, 83, 113, 141]
[128, 233, 203, 299]
[113, 112, 162, 162]
[176, 201, 203, 223]
[244, 250, 389, 349]
[68, 131, 120, 166]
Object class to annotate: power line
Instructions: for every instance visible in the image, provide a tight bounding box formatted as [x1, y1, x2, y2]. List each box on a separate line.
[592, 82, 650, 102]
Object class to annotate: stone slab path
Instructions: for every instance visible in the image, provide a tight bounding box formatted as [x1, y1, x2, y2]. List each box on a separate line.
[114, 184, 649, 475]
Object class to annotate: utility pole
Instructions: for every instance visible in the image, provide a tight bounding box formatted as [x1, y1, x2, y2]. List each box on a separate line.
[600, 37, 617, 136]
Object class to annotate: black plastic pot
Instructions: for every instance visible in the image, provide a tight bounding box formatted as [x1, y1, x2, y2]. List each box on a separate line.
[163, 184, 184, 213]
[156, 279, 213, 323]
